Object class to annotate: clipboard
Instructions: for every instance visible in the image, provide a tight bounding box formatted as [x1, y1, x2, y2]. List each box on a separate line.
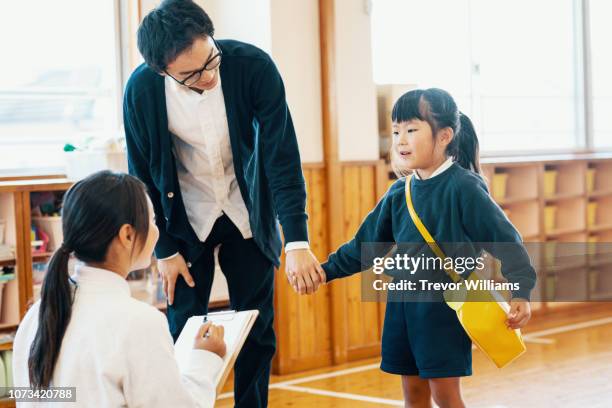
[174, 309, 259, 395]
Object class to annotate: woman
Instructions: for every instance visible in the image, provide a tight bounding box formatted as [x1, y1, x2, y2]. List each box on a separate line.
[13, 171, 226, 407]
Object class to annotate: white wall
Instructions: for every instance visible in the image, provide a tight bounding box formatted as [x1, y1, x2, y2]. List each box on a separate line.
[270, 0, 324, 163]
[334, 0, 379, 161]
[198, 0, 272, 53]
[141, 0, 272, 52]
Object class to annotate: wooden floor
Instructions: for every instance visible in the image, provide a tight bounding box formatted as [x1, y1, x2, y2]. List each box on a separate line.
[216, 303, 612, 407]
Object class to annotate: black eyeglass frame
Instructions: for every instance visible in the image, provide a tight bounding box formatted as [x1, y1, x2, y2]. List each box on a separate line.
[165, 37, 222, 87]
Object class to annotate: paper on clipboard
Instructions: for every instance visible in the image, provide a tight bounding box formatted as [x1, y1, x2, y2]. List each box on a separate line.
[174, 310, 259, 393]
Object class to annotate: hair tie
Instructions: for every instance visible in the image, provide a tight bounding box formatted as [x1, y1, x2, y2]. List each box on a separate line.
[60, 243, 73, 255]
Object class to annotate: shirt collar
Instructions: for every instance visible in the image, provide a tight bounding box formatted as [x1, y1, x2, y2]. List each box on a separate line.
[414, 157, 454, 180]
[165, 72, 222, 99]
[73, 264, 131, 296]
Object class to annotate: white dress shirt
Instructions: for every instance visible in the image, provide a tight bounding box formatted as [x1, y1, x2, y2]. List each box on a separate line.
[163, 75, 308, 259]
[166, 74, 252, 243]
[13, 265, 222, 407]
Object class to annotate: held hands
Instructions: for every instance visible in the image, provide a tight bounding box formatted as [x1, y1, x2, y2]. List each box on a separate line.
[157, 254, 195, 306]
[285, 248, 326, 295]
[193, 322, 227, 358]
[506, 298, 531, 330]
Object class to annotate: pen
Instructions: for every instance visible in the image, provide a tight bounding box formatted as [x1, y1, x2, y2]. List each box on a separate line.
[203, 315, 210, 338]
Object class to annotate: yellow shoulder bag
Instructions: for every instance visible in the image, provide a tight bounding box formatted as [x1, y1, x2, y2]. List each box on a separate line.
[405, 175, 526, 368]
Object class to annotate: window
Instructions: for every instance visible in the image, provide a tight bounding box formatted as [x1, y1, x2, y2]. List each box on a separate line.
[371, 0, 584, 153]
[371, 0, 473, 116]
[0, 0, 121, 172]
[590, 0, 612, 148]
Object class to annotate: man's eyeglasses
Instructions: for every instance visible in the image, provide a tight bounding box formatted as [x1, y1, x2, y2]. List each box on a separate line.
[165, 38, 222, 87]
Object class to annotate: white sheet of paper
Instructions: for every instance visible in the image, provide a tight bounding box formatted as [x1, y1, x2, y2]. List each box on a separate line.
[174, 310, 255, 384]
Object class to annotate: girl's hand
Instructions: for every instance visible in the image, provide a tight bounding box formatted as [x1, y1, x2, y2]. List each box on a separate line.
[506, 298, 531, 329]
[193, 322, 227, 358]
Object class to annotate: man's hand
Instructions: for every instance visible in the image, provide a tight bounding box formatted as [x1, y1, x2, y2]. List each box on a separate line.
[157, 254, 195, 305]
[506, 298, 531, 329]
[285, 248, 325, 295]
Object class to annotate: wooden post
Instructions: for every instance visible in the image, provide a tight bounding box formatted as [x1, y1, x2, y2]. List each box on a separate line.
[319, 0, 348, 364]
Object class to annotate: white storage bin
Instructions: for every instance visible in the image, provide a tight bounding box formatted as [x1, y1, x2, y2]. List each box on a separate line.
[32, 216, 63, 252]
[64, 151, 128, 181]
[0, 274, 16, 320]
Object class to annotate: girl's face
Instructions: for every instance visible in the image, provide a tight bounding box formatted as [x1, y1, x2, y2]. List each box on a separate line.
[393, 119, 435, 170]
[130, 196, 159, 271]
[393, 119, 453, 177]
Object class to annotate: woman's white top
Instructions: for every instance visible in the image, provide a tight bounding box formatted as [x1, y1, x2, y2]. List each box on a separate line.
[12, 265, 222, 407]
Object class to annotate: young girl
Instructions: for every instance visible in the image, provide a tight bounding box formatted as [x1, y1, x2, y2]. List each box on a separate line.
[322, 88, 536, 408]
[13, 171, 226, 407]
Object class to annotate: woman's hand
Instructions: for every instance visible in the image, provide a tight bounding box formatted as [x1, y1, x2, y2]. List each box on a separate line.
[194, 322, 227, 358]
[506, 298, 531, 329]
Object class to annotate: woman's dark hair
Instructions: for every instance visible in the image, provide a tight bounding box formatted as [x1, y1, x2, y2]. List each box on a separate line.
[137, 0, 215, 73]
[391, 88, 481, 175]
[28, 171, 150, 389]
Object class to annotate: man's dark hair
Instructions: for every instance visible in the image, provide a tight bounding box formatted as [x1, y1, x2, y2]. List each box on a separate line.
[137, 0, 215, 73]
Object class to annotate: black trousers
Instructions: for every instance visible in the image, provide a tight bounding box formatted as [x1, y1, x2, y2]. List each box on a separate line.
[167, 213, 276, 407]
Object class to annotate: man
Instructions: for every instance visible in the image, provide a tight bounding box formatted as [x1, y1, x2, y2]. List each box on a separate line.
[123, 1, 324, 406]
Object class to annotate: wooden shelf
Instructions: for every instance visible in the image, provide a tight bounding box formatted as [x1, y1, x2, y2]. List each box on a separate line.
[588, 188, 612, 198]
[32, 251, 54, 263]
[0, 398, 15, 408]
[588, 258, 612, 268]
[589, 291, 612, 301]
[0, 342, 12, 352]
[522, 233, 541, 241]
[588, 223, 612, 233]
[498, 196, 539, 206]
[480, 151, 612, 165]
[131, 287, 230, 311]
[0, 178, 72, 193]
[545, 261, 588, 274]
[0, 258, 16, 268]
[544, 192, 585, 202]
[546, 227, 586, 238]
[0, 323, 17, 331]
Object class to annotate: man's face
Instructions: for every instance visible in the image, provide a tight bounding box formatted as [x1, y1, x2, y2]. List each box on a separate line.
[165, 36, 220, 91]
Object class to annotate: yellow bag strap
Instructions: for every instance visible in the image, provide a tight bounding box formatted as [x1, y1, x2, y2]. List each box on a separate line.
[405, 175, 462, 283]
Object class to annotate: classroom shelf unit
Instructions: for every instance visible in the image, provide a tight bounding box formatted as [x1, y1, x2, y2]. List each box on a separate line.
[480, 153, 612, 312]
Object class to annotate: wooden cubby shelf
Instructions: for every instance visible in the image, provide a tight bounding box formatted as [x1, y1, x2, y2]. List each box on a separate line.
[481, 153, 612, 312]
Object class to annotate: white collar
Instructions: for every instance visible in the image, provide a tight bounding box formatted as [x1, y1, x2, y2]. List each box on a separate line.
[165, 72, 222, 99]
[73, 264, 131, 296]
[414, 157, 454, 180]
